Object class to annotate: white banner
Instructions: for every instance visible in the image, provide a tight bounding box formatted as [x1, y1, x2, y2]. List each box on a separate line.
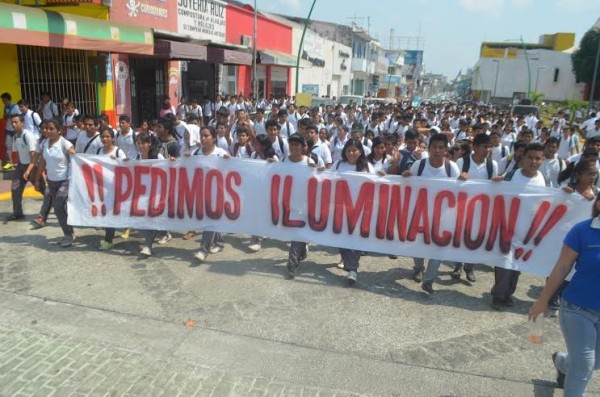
[177, 0, 226, 43]
[68, 155, 592, 276]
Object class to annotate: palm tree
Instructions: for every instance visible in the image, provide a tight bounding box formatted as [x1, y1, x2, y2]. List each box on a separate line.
[529, 91, 545, 105]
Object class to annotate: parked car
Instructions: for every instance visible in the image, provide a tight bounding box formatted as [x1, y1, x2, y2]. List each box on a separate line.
[338, 95, 364, 107]
[511, 105, 539, 117]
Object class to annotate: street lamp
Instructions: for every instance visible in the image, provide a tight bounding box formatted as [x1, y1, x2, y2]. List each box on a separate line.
[505, 37, 531, 100]
[492, 59, 500, 103]
[534, 66, 547, 93]
[295, 0, 318, 95]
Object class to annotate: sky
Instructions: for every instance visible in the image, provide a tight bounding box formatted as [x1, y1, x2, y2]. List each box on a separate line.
[239, 0, 600, 80]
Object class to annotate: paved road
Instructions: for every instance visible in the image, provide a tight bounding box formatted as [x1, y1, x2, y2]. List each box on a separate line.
[1, 197, 599, 396]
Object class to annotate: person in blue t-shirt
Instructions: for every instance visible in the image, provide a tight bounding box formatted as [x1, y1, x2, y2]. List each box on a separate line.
[529, 192, 600, 395]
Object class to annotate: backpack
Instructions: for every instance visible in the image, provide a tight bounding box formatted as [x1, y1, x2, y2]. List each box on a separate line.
[398, 150, 417, 174]
[417, 159, 452, 177]
[461, 155, 494, 180]
[233, 142, 252, 157]
[505, 168, 549, 186]
[277, 137, 285, 156]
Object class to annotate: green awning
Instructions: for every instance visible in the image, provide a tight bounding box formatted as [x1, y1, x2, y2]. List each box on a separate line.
[0, 3, 154, 55]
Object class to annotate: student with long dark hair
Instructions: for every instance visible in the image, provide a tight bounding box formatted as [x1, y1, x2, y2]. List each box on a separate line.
[136, 132, 163, 257]
[191, 126, 230, 263]
[331, 138, 375, 285]
[96, 126, 127, 251]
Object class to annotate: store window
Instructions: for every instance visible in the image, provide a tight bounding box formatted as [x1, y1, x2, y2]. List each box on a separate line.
[225, 66, 237, 96]
[17, 46, 98, 116]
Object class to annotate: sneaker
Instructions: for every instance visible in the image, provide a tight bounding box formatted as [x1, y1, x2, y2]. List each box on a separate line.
[504, 296, 515, 307]
[209, 245, 223, 254]
[248, 243, 261, 252]
[31, 216, 46, 229]
[491, 297, 506, 310]
[120, 228, 130, 239]
[336, 260, 345, 270]
[156, 232, 172, 245]
[421, 282, 434, 294]
[451, 265, 462, 280]
[59, 234, 75, 248]
[465, 269, 476, 282]
[99, 241, 113, 251]
[347, 270, 358, 285]
[2, 162, 14, 170]
[182, 231, 196, 240]
[552, 353, 565, 389]
[194, 250, 207, 262]
[5, 214, 24, 222]
[140, 247, 152, 257]
[413, 269, 423, 283]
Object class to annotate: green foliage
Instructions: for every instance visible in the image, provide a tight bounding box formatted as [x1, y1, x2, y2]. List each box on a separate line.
[529, 91, 545, 105]
[563, 99, 589, 127]
[571, 29, 600, 85]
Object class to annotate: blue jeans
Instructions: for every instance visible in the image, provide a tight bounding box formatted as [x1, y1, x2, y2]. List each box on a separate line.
[555, 300, 600, 397]
[413, 258, 442, 283]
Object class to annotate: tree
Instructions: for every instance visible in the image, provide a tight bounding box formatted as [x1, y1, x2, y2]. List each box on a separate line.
[529, 91, 545, 105]
[563, 99, 589, 127]
[571, 29, 600, 86]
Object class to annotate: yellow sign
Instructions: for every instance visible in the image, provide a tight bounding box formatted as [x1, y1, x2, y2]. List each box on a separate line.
[295, 93, 312, 108]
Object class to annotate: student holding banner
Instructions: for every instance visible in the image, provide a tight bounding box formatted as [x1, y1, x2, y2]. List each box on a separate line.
[402, 133, 461, 294]
[331, 138, 375, 285]
[452, 134, 499, 282]
[283, 134, 317, 279]
[191, 126, 230, 264]
[491, 142, 547, 310]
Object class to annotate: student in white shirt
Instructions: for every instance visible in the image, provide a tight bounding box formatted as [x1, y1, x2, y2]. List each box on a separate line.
[331, 138, 375, 285]
[38, 92, 59, 121]
[453, 134, 498, 282]
[499, 141, 527, 176]
[277, 109, 295, 139]
[306, 124, 332, 167]
[403, 133, 461, 294]
[33, 119, 76, 247]
[230, 127, 252, 158]
[491, 142, 547, 310]
[191, 126, 230, 264]
[367, 136, 391, 173]
[75, 115, 103, 155]
[557, 126, 580, 160]
[96, 126, 127, 251]
[6, 114, 38, 221]
[17, 100, 42, 138]
[540, 137, 566, 188]
[62, 102, 79, 145]
[283, 134, 317, 279]
[115, 115, 139, 160]
[266, 119, 289, 160]
[585, 119, 600, 139]
[253, 108, 267, 136]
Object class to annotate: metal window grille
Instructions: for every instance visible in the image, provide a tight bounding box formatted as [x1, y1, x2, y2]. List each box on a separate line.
[17, 46, 97, 117]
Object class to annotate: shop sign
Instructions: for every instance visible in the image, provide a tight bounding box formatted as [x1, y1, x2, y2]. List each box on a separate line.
[177, 0, 226, 43]
[110, 0, 177, 32]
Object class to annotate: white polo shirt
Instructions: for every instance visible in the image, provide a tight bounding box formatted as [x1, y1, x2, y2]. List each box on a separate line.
[13, 129, 37, 164]
[42, 137, 73, 181]
[456, 155, 498, 180]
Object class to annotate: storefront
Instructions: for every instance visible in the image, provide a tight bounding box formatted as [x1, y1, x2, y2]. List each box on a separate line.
[225, 3, 294, 97]
[0, 2, 153, 155]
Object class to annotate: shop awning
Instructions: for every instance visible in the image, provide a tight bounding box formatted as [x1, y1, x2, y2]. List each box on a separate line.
[258, 49, 311, 68]
[0, 3, 153, 55]
[154, 40, 207, 61]
[207, 47, 252, 66]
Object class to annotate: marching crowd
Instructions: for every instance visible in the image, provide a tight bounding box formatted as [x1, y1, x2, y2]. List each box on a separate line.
[3, 91, 600, 396]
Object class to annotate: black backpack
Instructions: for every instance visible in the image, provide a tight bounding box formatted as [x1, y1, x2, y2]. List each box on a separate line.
[461, 156, 494, 180]
[417, 159, 452, 177]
